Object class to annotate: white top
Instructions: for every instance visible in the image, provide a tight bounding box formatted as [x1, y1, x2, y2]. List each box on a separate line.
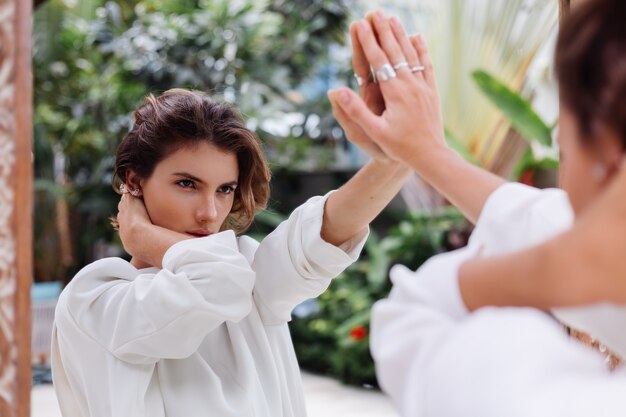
[371, 183, 626, 417]
[51, 194, 368, 417]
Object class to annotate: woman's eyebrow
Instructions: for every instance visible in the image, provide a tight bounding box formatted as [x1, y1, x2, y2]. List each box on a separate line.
[173, 173, 238, 187]
[172, 172, 204, 184]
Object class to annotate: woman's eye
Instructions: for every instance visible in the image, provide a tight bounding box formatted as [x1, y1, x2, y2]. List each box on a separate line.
[177, 180, 195, 189]
[219, 185, 236, 194]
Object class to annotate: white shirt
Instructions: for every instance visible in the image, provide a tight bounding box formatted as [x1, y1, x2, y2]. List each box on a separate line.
[52, 194, 368, 417]
[371, 183, 626, 417]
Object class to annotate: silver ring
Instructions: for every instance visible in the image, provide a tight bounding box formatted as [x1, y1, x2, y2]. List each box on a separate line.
[375, 63, 397, 82]
[393, 61, 409, 70]
[354, 73, 365, 86]
[410, 65, 425, 73]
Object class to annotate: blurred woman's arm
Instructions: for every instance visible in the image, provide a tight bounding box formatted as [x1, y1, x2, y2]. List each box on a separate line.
[460, 165, 626, 310]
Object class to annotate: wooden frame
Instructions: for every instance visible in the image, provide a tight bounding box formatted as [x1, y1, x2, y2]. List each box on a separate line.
[0, 0, 33, 416]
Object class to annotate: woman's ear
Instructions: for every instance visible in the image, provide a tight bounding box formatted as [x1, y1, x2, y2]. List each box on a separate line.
[598, 128, 624, 179]
[125, 171, 144, 197]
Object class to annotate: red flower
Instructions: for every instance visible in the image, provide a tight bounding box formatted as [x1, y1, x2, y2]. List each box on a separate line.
[519, 168, 535, 186]
[349, 325, 368, 341]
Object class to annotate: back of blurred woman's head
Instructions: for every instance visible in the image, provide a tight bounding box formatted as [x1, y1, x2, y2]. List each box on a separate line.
[555, 0, 626, 148]
[113, 89, 271, 234]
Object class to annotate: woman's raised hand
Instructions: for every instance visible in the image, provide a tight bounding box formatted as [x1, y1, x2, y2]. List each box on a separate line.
[116, 187, 152, 261]
[327, 15, 389, 162]
[329, 11, 447, 166]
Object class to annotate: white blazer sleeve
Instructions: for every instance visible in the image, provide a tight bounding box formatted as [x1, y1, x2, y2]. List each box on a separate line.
[61, 230, 255, 364]
[470, 182, 573, 255]
[246, 192, 368, 324]
[370, 248, 473, 416]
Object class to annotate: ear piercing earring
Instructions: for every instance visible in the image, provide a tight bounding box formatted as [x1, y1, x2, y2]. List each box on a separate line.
[119, 184, 141, 196]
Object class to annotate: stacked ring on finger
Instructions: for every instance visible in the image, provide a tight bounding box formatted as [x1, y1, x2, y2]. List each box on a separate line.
[376, 63, 397, 82]
[393, 61, 409, 71]
[354, 73, 366, 86]
[410, 65, 425, 73]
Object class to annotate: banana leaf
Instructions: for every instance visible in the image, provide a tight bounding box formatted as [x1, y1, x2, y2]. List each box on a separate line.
[472, 69, 553, 147]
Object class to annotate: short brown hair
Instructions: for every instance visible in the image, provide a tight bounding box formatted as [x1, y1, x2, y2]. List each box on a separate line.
[113, 89, 271, 233]
[555, 0, 626, 148]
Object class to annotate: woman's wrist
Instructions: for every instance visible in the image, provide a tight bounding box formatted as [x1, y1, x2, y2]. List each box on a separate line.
[403, 141, 452, 176]
[369, 157, 412, 178]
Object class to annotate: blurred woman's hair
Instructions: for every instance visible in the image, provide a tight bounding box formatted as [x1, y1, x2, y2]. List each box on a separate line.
[113, 89, 271, 234]
[555, 0, 626, 148]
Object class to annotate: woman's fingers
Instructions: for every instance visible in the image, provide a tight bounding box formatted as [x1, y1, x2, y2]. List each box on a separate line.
[329, 90, 389, 162]
[331, 95, 390, 162]
[355, 19, 404, 96]
[351, 21, 386, 115]
[389, 17, 423, 81]
[370, 11, 407, 70]
[327, 87, 405, 160]
[350, 22, 371, 86]
[411, 34, 435, 87]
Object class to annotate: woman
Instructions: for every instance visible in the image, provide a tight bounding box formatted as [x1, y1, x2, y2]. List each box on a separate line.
[329, 2, 626, 415]
[51, 88, 411, 417]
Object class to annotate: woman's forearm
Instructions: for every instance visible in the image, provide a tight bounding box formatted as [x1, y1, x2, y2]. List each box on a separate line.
[458, 245, 548, 311]
[126, 222, 190, 269]
[458, 219, 626, 312]
[459, 164, 626, 311]
[458, 230, 621, 312]
[321, 160, 412, 246]
[406, 146, 505, 224]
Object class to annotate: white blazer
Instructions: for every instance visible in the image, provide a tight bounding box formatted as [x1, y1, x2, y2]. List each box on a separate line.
[52, 193, 368, 417]
[371, 183, 626, 417]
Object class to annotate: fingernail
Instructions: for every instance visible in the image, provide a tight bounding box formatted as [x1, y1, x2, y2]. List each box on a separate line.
[359, 20, 369, 31]
[390, 16, 401, 27]
[376, 10, 385, 20]
[339, 90, 351, 104]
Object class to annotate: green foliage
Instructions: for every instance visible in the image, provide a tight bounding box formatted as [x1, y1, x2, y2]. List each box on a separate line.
[471, 69, 559, 182]
[472, 70, 553, 147]
[33, 0, 352, 281]
[289, 208, 470, 387]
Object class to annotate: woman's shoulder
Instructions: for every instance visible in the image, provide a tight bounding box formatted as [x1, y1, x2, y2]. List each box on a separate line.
[57, 257, 138, 317]
[67, 257, 138, 290]
[75, 256, 135, 276]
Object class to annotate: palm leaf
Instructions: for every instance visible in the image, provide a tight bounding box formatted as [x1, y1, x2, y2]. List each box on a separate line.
[472, 69, 552, 146]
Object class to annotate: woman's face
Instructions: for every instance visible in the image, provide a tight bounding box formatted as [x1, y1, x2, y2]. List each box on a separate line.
[558, 107, 621, 216]
[137, 142, 239, 237]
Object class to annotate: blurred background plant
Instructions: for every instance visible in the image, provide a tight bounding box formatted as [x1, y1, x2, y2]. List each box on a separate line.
[33, 0, 356, 282]
[472, 69, 559, 187]
[289, 208, 470, 387]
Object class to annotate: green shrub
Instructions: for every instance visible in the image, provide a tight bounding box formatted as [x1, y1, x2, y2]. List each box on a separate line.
[290, 207, 470, 387]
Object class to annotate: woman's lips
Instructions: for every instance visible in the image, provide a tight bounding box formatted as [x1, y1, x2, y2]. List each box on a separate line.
[186, 230, 212, 238]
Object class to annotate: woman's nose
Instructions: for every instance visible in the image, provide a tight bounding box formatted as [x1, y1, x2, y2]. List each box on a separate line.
[196, 195, 218, 222]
